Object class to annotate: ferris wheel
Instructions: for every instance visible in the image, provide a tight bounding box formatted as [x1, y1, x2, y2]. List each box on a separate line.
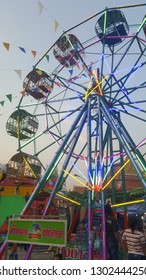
[5, 4, 146, 259]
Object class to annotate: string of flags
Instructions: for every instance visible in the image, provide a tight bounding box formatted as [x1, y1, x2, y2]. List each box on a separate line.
[2, 40, 49, 62]
[0, 66, 91, 106]
[38, 1, 59, 32]
[0, 94, 13, 107]
[0, 0, 94, 106]
[0, 62, 92, 103]
[0, 2, 89, 110]
[1, 0, 61, 60]
[2, 41, 37, 58]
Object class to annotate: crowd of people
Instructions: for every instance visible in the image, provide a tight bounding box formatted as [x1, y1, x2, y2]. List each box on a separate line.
[47, 203, 146, 261]
[1, 201, 146, 260]
[105, 202, 146, 260]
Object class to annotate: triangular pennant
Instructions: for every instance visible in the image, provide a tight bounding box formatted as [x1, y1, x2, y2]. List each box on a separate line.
[6, 94, 12, 102]
[69, 69, 73, 75]
[75, 62, 80, 69]
[45, 54, 49, 62]
[38, 0, 44, 14]
[31, 50, 37, 58]
[82, 64, 91, 76]
[0, 101, 5, 106]
[3, 42, 10, 51]
[72, 75, 78, 80]
[81, 73, 87, 77]
[19, 47, 26, 53]
[54, 81, 61, 87]
[15, 70, 22, 79]
[82, 64, 85, 71]
[20, 90, 26, 96]
[54, 20, 59, 31]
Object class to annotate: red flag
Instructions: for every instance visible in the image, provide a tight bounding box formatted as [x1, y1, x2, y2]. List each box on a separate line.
[31, 50, 37, 58]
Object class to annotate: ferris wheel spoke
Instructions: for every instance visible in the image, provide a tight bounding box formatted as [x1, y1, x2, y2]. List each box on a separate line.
[114, 107, 146, 122]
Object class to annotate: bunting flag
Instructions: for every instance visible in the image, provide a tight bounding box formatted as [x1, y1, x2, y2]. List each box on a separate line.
[68, 77, 73, 83]
[75, 62, 80, 69]
[19, 47, 26, 53]
[3, 42, 10, 51]
[0, 93, 21, 108]
[6, 94, 12, 102]
[2, 41, 37, 58]
[54, 81, 61, 87]
[81, 73, 87, 77]
[82, 63, 91, 76]
[45, 54, 49, 62]
[0, 101, 5, 107]
[54, 20, 59, 31]
[72, 75, 78, 80]
[68, 75, 79, 83]
[31, 50, 37, 58]
[69, 69, 73, 75]
[15, 70, 22, 79]
[38, 1, 44, 14]
[82, 64, 85, 70]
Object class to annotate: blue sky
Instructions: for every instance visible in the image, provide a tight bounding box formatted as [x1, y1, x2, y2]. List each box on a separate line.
[0, 0, 145, 183]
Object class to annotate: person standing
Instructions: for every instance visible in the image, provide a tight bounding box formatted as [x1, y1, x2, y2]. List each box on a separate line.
[121, 215, 146, 260]
[9, 243, 18, 260]
[24, 192, 30, 202]
[105, 203, 121, 260]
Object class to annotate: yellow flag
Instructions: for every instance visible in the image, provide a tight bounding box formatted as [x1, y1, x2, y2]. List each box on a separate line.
[3, 42, 10, 51]
[54, 20, 59, 31]
[38, 1, 44, 14]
